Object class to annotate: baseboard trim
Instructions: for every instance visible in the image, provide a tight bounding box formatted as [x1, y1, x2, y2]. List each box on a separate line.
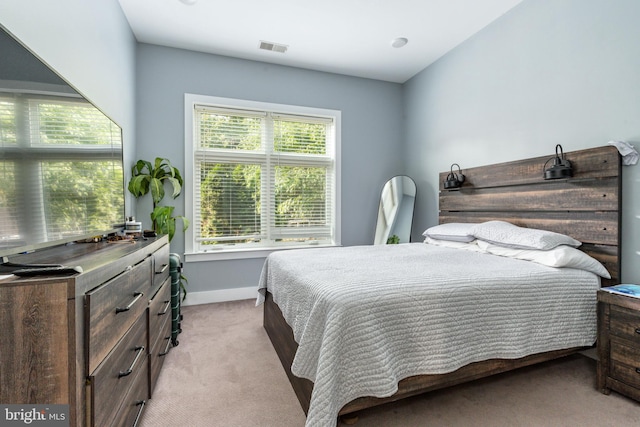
[182, 286, 257, 306]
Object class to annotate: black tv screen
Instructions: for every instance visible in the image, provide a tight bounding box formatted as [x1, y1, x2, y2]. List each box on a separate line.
[0, 26, 125, 258]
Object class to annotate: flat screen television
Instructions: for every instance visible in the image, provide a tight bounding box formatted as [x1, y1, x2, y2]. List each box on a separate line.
[0, 26, 125, 260]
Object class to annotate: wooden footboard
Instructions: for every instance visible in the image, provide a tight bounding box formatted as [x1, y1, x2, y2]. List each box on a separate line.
[263, 291, 583, 417]
[263, 291, 314, 415]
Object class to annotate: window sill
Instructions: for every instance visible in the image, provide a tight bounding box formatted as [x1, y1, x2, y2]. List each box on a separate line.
[184, 243, 341, 262]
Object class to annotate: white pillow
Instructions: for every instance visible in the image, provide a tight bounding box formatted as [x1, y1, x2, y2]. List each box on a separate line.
[477, 240, 610, 278]
[422, 223, 476, 243]
[424, 237, 483, 252]
[470, 220, 581, 250]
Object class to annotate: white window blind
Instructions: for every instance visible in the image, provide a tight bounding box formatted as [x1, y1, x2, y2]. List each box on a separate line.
[0, 93, 123, 247]
[189, 99, 339, 254]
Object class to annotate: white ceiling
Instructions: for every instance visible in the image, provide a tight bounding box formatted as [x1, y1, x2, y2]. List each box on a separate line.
[117, 0, 523, 83]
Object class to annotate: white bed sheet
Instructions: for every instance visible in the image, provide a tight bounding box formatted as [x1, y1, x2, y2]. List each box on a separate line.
[256, 243, 599, 427]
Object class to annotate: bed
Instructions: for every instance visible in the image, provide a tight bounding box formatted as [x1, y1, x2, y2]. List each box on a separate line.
[257, 146, 621, 426]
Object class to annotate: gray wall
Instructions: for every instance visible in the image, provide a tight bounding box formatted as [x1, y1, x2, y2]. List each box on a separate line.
[0, 0, 138, 212]
[404, 0, 640, 283]
[135, 44, 404, 296]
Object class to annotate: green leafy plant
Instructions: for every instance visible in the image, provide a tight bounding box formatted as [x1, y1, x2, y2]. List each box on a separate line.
[128, 157, 189, 241]
[128, 158, 189, 300]
[387, 234, 400, 244]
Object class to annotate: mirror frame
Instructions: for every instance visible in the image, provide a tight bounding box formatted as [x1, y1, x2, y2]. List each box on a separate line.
[374, 175, 416, 244]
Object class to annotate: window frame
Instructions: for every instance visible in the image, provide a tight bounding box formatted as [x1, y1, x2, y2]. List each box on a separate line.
[184, 94, 341, 262]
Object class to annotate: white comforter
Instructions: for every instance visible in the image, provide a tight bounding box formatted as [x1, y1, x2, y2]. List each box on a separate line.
[256, 243, 599, 427]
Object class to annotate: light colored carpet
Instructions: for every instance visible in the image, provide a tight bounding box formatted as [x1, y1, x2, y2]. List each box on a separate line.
[139, 299, 640, 427]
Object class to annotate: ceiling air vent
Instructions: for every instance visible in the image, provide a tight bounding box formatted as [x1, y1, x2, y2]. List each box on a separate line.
[259, 41, 288, 53]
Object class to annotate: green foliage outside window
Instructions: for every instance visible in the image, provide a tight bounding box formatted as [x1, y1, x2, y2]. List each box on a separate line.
[196, 113, 331, 247]
[199, 162, 261, 243]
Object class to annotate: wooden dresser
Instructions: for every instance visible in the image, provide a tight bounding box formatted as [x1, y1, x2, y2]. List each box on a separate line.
[0, 235, 172, 427]
[597, 289, 640, 402]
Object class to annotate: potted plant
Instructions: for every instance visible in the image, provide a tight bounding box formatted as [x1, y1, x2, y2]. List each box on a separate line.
[128, 157, 189, 241]
[386, 234, 400, 244]
[128, 157, 189, 300]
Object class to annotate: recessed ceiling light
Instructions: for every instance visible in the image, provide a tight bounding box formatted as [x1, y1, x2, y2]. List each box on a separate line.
[391, 37, 408, 48]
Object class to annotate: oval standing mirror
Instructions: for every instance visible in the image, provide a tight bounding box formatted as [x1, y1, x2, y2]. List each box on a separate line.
[374, 176, 416, 244]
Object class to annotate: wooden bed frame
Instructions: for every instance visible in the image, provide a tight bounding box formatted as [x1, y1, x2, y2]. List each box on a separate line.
[263, 145, 621, 419]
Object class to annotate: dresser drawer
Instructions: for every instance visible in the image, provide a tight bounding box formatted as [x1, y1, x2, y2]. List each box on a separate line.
[149, 309, 172, 396]
[610, 304, 640, 344]
[152, 244, 170, 295]
[86, 257, 151, 373]
[149, 277, 171, 345]
[90, 313, 148, 427]
[108, 358, 149, 427]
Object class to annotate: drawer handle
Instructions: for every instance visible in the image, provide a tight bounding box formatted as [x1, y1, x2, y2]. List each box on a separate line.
[156, 263, 169, 274]
[118, 345, 145, 378]
[158, 300, 171, 316]
[133, 400, 146, 427]
[636, 368, 640, 374]
[115, 292, 144, 314]
[159, 336, 172, 356]
[635, 328, 640, 335]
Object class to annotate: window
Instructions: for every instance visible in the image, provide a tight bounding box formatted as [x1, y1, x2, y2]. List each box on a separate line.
[185, 95, 340, 259]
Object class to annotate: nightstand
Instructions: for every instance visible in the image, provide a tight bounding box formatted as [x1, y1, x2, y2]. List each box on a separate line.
[597, 288, 640, 402]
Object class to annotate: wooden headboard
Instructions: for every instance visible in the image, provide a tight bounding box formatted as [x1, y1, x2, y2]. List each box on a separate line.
[438, 145, 621, 286]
